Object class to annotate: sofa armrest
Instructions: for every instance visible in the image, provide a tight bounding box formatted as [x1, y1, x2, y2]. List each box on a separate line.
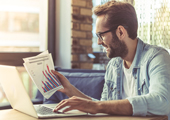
[0, 102, 11, 110]
[31, 98, 43, 104]
[0, 98, 43, 110]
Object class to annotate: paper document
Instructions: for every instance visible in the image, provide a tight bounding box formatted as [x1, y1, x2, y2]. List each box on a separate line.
[23, 50, 63, 99]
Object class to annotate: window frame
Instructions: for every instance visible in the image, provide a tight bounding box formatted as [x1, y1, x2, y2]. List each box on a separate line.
[0, 0, 56, 66]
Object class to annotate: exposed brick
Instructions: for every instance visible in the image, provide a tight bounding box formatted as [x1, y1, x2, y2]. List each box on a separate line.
[80, 24, 92, 31]
[86, 46, 93, 53]
[79, 39, 92, 46]
[72, 46, 80, 53]
[90, 58, 94, 62]
[72, 46, 87, 53]
[72, 30, 86, 38]
[80, 63, 93, 69]
[86, 0, 93, 8]
[72, 15, 86, 23]
[80, 46, 88, 53]
[71, 54, 79, 61]
[72, 46, 89, 54]
[86, 32, 92, 39]
[72, 0, 86, 7]
[72, 15, 93, 23]
[72, 45, 86, 53]
[72, 6, 80, 15]
[71, 63, 80, 69]
[71, 38, 79, 45]
[86, 16, 93, 23]
[72, 22, 79, 30]
[80, 8, 92, 16]
[71, 0, 93, 69]
[79, 54, 87, 62]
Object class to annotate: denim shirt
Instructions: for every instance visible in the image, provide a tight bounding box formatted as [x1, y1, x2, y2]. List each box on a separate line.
[99, 38, 170, 117]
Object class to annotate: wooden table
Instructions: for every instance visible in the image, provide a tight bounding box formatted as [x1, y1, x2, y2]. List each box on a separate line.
[0, 109, 168, 120]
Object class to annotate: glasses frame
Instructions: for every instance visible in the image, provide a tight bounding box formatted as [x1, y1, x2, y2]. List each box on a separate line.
[96, 26, 128, 41]
[96, 28, 113, 41]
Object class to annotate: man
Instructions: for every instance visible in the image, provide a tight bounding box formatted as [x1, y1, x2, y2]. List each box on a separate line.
[52, 0, 170, 117]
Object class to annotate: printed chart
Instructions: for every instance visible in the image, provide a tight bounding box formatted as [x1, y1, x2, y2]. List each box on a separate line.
[42, 65, 61, 93]
[23, 51, 63, 99]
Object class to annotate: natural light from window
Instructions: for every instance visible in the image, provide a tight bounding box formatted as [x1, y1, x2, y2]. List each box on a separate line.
[92, 0, 170, 69]
[0, 0, 48, 52]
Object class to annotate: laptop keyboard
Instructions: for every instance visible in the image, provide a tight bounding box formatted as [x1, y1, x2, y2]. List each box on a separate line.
[35, 106, 62, 115]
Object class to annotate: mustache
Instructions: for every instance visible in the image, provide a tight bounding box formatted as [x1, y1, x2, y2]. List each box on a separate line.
[103, 47, 107, 52]
[101, 42, 108, 53]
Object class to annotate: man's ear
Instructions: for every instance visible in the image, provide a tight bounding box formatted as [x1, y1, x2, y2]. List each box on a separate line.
[116, 25, 126, 40]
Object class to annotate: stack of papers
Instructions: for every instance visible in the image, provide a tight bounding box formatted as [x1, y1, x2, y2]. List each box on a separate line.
[23, 50, 63, 99]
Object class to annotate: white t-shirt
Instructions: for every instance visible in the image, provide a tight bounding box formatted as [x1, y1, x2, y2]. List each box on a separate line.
[122, 62, 137, 99]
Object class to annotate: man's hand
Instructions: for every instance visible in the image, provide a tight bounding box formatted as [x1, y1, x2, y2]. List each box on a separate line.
[51, 70, 92, 99]
[53, 96, 133, 115]
[53, 96, 98, 114]
[51, 70, 72, 94]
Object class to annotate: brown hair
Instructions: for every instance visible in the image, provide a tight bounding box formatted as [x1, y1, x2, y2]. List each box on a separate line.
[93, 0, 138, 39]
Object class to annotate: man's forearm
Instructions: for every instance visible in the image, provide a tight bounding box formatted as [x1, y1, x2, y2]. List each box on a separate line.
[65, 85, 92, 100]
[96, 99, 133, 115]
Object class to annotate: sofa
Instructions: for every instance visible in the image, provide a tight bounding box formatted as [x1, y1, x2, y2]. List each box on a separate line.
[0, 67, 105, 109]
[43, 67, 105, 103]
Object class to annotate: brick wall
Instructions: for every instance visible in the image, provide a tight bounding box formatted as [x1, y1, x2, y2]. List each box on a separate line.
[71, 0, 93, 69]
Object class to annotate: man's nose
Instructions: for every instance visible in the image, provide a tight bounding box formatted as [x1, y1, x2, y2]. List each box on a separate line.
[97, 38, 103, 45]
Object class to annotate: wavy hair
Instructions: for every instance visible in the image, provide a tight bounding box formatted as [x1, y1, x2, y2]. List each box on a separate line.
[93, 0, 138, 39]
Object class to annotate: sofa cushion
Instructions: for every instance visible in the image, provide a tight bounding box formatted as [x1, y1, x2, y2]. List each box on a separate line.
[43, 71, 105, 104]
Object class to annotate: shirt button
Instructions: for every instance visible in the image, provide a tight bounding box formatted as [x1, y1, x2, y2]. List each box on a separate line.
[111, 87, 113, 90]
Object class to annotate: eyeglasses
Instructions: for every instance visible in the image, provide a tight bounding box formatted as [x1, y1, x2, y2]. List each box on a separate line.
[96, 26, 128, 41]
[96, 28, 113, 41]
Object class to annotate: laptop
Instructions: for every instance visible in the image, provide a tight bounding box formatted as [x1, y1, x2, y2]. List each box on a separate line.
[0, 65, 87, 118]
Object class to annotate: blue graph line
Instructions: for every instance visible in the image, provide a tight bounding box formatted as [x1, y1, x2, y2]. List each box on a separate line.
[44, 83, 50, 90]
[47, 82, 54, 89]
[48, 73, 59, 86]
[47, 77, 57, 87]
[52, 74, 61, 85]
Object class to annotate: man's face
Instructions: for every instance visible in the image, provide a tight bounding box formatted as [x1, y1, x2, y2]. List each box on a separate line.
[107, 33, 128, 59]
[96, 15, 128, 59]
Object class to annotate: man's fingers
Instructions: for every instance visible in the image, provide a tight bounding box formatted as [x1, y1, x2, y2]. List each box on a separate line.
[51, 70, 60, 76]
[54, 100, 69, 112]
[51, 70, 65, 81]
[53, 97, 95, 114]
[70, 96, 77, 99]
[51, 70, 67, 79]
[56, 99, 67, 107]
[54, 98, 79, 112]
[62, 107, 74, 113]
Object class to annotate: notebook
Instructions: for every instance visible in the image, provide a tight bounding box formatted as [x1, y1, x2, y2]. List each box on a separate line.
[0, 65, 87, 118]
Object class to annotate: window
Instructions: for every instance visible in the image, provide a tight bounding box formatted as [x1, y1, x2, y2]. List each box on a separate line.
[92, 0, 170, 69]
[0, 0, 48, 66]
[0, 0, 56, 103]
[0, 0, 47, 52]
[135, 0, 170, 49]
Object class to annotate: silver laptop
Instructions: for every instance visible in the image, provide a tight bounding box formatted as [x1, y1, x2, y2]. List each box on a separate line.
[0, 65, 87, 118]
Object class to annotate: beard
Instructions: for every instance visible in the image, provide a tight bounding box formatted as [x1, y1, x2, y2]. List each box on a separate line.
[106, 33, 128, 59]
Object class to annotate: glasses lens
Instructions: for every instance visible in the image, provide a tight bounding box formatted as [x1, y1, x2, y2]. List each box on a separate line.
[96, 33, 103, 41]
[99, 36, 103, 41]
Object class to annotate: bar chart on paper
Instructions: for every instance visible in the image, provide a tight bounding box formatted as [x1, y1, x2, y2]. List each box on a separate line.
[23, 51, 63, 99]
[42, 65, 62, 93]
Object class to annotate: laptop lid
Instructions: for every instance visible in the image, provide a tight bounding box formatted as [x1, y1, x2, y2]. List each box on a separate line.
[0, 65, 38, 118]
[0, 65, 88, 118]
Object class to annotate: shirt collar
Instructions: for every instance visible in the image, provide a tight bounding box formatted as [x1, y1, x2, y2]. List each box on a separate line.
[132, 38, 145, 68]
[109, 38, 145, 68]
